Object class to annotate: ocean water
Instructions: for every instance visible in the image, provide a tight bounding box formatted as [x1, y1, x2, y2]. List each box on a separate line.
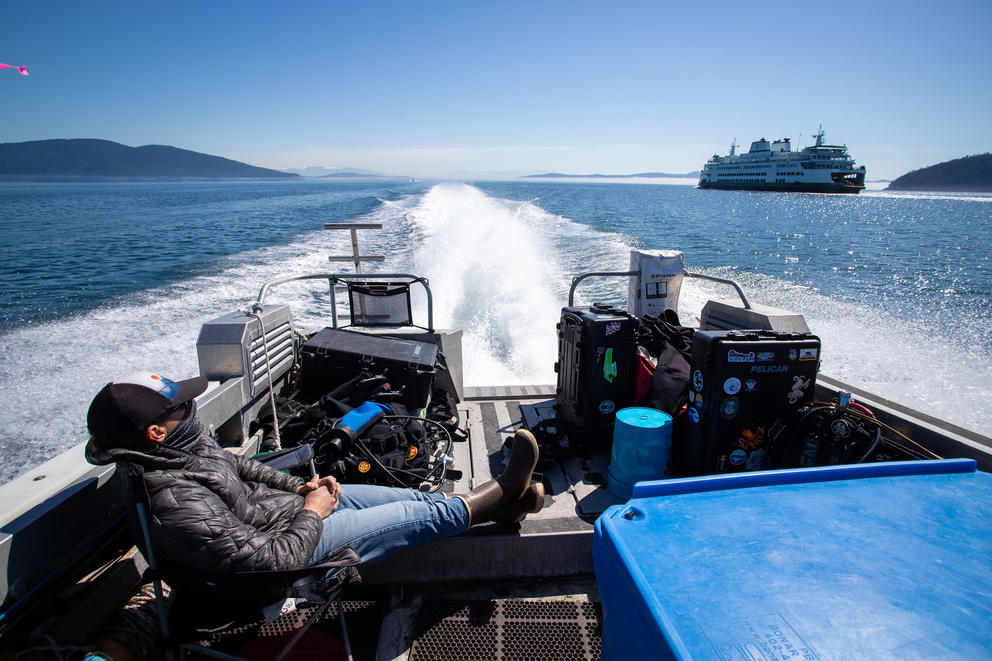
[1, 179, 990, 484]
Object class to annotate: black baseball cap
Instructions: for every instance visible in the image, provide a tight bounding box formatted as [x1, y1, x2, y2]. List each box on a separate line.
[87, 372, 208, 447]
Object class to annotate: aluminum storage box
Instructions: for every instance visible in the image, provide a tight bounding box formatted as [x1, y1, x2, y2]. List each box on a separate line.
[300, 327, 438, 408]
[592, 459, 992, 660]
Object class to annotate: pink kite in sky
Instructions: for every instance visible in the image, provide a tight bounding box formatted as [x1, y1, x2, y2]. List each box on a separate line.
[0, 63, 29, 76]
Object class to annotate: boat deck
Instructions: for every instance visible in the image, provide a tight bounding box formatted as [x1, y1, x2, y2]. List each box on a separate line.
[13, 378, 991, 659]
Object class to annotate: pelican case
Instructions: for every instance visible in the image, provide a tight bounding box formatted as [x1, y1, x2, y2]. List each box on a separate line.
[678, 329, 820, 475]
[555, 305, 639, 447]
[300, 328, 438, 408]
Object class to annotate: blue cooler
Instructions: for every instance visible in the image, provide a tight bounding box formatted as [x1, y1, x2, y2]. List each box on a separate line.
[593, 459, 992, 660]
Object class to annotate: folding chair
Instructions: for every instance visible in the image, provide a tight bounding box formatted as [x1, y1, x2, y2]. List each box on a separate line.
[121, 455, 361, 661]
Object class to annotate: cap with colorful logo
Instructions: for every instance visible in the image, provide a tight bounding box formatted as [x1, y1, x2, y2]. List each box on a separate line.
[87, 372, 208, 446]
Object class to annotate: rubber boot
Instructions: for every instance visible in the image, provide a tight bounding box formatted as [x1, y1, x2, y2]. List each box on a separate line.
[455, 429, 544, 525]
[489, 482, 546, 523]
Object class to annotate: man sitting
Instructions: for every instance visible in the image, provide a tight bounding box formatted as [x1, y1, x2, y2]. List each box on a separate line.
[85, 372, 544, 575]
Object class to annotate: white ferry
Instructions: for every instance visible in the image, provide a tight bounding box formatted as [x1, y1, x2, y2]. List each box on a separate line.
[698, 127, 866, 193]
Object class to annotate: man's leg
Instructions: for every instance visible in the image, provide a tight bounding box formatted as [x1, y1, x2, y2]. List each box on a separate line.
[308, 484, 469, 565]
[307, 429, 543, 565]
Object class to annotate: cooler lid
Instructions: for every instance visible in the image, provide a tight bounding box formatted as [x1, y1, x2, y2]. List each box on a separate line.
[595, 459, 992, 659]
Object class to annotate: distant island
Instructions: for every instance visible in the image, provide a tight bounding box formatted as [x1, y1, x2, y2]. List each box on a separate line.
[523, 171, 699, 179]
[887, 154, 992, 192]
[318, 171, 400, 179]
[282, 166, 399, 178]
[0, 139, 299, 180]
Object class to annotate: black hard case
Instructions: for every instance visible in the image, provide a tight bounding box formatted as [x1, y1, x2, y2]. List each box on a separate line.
[680, 329, 820, 475]
[554, 306, 639, 445]
[300, 328, 438, 408]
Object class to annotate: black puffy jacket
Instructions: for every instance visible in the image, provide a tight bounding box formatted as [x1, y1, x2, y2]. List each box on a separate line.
[86, 436, 323, 573]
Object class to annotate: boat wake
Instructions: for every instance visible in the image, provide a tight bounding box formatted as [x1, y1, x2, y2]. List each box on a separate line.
[396, 183, 631, 385]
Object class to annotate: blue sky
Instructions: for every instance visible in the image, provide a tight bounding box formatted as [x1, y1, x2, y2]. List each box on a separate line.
[2, 0, 990, 179]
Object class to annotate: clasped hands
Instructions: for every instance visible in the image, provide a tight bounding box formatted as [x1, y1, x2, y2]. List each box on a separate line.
[298, 474, 342, 518]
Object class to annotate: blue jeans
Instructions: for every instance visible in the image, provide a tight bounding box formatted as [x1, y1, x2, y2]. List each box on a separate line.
[307, 484, 470, 566]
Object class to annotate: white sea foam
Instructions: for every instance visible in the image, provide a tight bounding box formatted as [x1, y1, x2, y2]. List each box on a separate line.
[401, 182, 631, 385]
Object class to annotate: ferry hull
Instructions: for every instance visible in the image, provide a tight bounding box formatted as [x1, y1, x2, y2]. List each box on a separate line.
[698, 180, 864, 194]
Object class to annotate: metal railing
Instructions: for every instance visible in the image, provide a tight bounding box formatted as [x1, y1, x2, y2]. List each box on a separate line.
[567, 269, 751, 309]
[254, 272, 434, 332]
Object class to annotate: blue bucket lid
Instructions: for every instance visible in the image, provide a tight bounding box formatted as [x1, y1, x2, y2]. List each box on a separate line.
[615, 407, 671, 429]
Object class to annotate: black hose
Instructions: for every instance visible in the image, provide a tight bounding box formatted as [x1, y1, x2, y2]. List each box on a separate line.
[351, 416, 454, 492]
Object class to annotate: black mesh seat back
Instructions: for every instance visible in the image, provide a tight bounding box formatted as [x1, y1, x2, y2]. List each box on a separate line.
[347, 282, 413, 326]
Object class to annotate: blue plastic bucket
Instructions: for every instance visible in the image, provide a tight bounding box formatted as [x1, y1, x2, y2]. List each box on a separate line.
[607, 407, 673, 500]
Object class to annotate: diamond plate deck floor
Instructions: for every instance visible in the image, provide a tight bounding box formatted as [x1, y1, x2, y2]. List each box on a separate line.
[192, 595, 387, 661]
[408, 598, 602, 661]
